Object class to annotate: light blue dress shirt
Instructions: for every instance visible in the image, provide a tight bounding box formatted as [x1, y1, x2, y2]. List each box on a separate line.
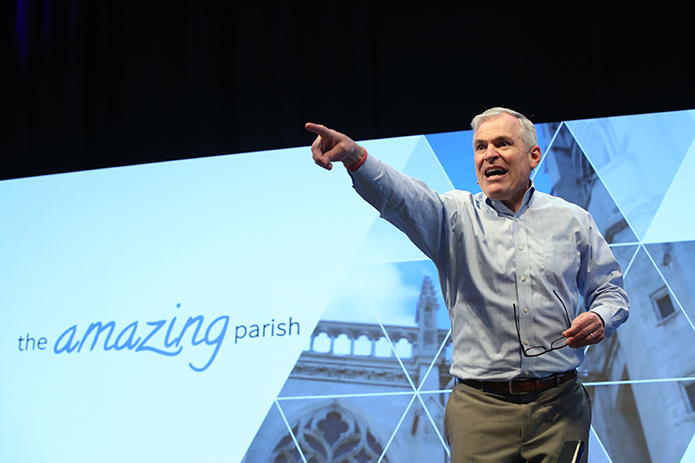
[350, 154, 630, 381]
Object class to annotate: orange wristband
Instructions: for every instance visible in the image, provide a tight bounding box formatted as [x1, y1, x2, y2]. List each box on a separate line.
[346, 147, 368, 171]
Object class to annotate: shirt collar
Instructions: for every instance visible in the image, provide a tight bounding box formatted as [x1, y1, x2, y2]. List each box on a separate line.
[484, 182, 536, 217]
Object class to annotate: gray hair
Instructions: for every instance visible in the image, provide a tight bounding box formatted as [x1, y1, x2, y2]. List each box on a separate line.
[470, 107, 537, 151]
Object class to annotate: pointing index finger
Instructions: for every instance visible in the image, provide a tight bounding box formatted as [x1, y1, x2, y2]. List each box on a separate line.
[305, 122, 332, 138]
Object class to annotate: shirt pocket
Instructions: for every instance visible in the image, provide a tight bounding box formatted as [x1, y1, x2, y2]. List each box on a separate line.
[542, 241, 581, 286]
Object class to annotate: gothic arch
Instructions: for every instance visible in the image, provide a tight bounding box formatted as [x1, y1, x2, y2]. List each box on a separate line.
[271, 403, 389, 463]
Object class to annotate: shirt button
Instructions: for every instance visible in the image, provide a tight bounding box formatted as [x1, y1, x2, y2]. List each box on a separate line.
[524, 340, 529, 345]
[518, 245, 524, 251]
[521, 276, 527, 282]
[515, 218, 519, 222]
[523, 307, 529, 313]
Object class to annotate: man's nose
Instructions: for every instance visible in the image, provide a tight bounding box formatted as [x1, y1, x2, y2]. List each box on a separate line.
[483, 146, 499, 161]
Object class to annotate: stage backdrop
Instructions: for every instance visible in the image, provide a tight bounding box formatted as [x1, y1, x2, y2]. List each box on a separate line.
[2, 109, 695, 463]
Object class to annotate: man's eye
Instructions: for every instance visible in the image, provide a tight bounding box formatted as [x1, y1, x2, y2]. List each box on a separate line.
[476, 144, 486, 151]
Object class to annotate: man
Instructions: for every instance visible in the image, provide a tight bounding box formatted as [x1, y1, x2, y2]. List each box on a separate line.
[306, 107, 629, 463]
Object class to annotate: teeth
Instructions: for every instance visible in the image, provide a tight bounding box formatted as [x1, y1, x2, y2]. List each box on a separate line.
[486, 168, 506, 177]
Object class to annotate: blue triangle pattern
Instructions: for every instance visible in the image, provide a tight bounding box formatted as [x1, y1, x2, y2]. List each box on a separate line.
[566, 110, 695, 239]
[250, 109, 695, 463]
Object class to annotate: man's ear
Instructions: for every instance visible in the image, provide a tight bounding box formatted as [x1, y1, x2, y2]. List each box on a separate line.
[529, 145, 542, 170]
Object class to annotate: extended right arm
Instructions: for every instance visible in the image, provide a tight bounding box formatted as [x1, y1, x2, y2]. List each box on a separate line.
[349, 154, 450, 265]
[306, 122, 452, 266]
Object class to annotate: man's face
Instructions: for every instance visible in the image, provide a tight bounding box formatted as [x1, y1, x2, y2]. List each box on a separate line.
[473, 114, 541, 212]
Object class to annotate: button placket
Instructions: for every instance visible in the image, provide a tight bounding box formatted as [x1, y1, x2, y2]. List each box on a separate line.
[514, 214, 535, 373]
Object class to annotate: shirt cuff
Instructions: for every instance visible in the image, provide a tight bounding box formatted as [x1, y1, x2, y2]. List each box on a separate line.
[591, 307, 615, 337]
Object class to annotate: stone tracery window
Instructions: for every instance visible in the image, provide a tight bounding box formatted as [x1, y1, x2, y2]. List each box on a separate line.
[271, 405, 388, 463]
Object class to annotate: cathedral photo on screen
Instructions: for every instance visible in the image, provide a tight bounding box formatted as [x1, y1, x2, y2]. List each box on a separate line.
[243, 109, 695, 463]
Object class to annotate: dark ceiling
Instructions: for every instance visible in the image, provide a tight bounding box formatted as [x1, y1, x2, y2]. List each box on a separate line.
[3, 2, 693, 180]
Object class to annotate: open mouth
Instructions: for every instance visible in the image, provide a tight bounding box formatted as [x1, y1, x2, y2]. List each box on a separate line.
[485, 166, 508, 178]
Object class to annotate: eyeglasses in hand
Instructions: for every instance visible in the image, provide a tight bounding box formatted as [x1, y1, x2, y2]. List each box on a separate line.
[513, 291, 572, 358]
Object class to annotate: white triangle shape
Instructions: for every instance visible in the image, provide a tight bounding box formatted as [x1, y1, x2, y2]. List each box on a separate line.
[643, 134, 695, 243]
[681, 432, 695, 463]
[353, 136, 454, 265]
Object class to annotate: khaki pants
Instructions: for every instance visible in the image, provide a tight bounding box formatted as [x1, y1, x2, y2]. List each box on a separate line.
[445, 379, 591, 463]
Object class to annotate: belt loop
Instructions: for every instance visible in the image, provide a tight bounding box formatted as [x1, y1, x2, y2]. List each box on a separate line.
[554, 373, 560, 388]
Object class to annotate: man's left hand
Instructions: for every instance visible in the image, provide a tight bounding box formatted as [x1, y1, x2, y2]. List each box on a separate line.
[562, 312, 605, 348]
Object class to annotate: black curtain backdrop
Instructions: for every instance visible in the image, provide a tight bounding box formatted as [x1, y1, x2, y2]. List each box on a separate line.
[3, 1, 694, 181]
